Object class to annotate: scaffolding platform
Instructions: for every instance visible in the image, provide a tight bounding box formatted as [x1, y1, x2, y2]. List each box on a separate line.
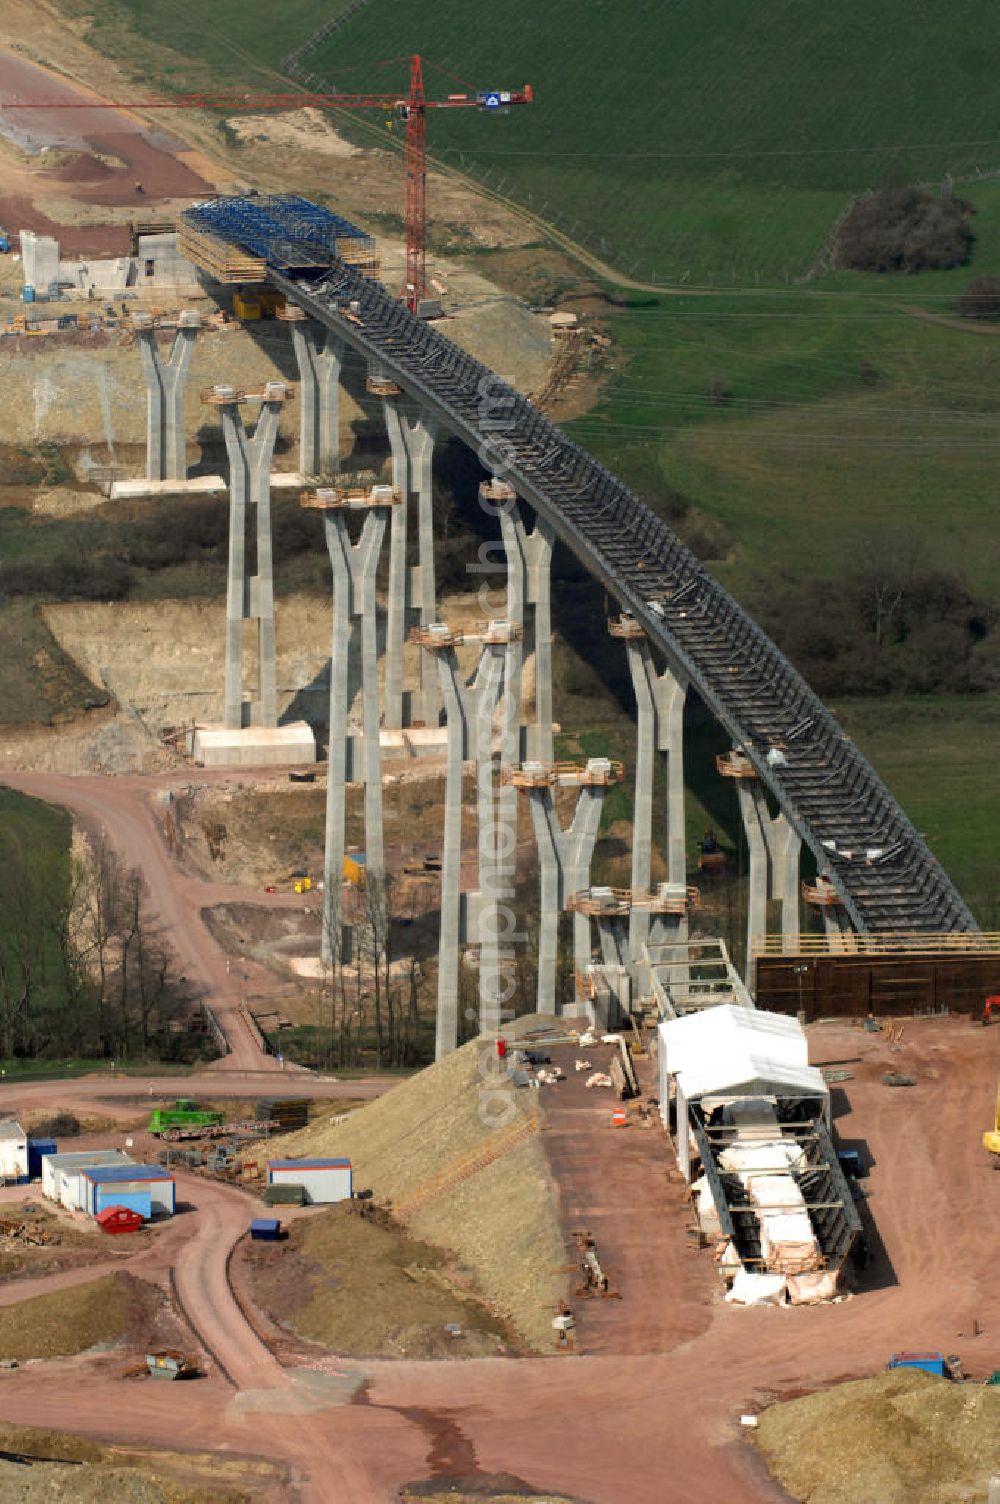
[608, 613, 647, 639]
[717, 749, 757, 780]
[301, 483, 402, 510]
[502, 758, 624, 788]
[200, 382, 292, 406]
[567, 885, 700, 917]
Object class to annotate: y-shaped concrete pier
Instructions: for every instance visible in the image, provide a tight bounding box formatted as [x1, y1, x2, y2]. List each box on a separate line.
[213, 384, 285, 729]
[191, 384, 316, 767]
[508, 759, 621, 1017]
[610, 614, 689, 962]
[282, 305, 344, 477]
[470, 638, 507, 1039]
[136, 310, 200, 482]
[381, 383, 438, 729]
[302, 484, 400, 967]
[519, 512, 555, 763]
[415, 620, 522, 1053]
[718, 750, 803, 982]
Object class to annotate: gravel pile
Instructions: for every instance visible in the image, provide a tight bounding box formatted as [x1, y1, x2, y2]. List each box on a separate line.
[755, 1367, 1000, 1503]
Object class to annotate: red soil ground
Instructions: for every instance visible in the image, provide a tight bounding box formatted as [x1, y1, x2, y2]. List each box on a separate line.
[0, 50, 211, 255]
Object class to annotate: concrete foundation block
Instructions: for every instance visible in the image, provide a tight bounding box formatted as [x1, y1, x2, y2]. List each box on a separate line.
[189, 722, 316, 768]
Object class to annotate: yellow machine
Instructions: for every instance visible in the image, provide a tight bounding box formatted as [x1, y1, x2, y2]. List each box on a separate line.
[982, 1083, 1000, 1154]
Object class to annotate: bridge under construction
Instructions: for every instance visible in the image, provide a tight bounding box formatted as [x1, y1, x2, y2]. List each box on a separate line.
[165, 193, 982, 1047]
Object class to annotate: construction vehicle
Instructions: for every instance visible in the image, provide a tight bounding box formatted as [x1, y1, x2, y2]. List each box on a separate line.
[982, 995, 1000, 1026]
[983, 1082, 1000, 1155]
[148, 1100, 225, 1136]
[145, 1349, 198, 1380]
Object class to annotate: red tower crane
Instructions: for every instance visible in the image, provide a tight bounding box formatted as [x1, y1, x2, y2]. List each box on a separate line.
[0, 54, 533, 313]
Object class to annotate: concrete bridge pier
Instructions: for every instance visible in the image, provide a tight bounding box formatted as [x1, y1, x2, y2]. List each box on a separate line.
[319, 507, 388, 967]
[519, 514, 555, 764]
[136, 310, 200, 482]
[496, 498, 527, 887]
[215, 388, 286, 729]
[285, 309, 344, 476]
[524, 777, 606, 1016]
[381, 383, 441, 730]
[424, 641, 469, 1060]
[469, 645, 507, 1039]
[735, 779, 802, 985]
[623, 636, 688, 961]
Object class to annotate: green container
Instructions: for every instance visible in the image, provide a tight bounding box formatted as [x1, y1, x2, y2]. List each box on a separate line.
[263, 1182, 305, 1206]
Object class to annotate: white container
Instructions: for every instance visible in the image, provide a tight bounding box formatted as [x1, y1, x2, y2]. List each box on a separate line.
[267, 1157, 352, 1205]
[0, 1121, 28, 1181]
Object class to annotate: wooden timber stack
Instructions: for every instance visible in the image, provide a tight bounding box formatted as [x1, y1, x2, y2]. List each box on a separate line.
[177, 222, 267, 284]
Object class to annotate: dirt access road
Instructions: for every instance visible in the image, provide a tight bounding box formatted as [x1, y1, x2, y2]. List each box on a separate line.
[3, 1017, 1000, 1502]
[3, 768, 320, 1072]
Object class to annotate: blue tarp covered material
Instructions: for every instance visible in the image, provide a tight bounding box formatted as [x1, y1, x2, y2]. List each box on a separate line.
[250, 1218, 282, 1240]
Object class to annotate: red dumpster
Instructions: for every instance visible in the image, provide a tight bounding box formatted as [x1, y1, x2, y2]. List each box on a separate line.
[96, 1204, 144, 1235]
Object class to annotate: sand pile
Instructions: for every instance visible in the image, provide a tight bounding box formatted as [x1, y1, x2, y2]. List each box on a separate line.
[755, 1367, 1000, 1503]
[256, 1040, 566, 1349]
[0, 1273, 128, 1360]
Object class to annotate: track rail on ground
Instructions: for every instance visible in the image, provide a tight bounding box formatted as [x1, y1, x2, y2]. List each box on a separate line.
[255, 258, 975, 936]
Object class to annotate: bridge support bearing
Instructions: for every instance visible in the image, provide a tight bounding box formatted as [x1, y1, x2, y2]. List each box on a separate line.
[383, 401, 438, 729]
[137, 312, 200, 482]
[220, 395, 282, 730]
[526, 785, 605, 1020]
[320, 508, 388, 969]
[434, 645, 469, 1060]
[290, 322, 343, 476]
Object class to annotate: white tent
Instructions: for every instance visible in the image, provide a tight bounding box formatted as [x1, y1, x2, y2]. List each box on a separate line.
[656, 1005, 808, 1114]
[656, 1007, 828, 1180]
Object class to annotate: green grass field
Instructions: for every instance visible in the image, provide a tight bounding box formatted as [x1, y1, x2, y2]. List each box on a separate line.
[567, 277, 1000, 601]
[306, 0, 1000, 286]
[62, 0, 1000, 286]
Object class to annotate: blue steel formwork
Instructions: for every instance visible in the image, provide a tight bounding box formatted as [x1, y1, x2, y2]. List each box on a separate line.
[182, 195, 374, 273]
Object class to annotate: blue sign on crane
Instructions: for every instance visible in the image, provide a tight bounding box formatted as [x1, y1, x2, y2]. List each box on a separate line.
[481, 92, 502, 109]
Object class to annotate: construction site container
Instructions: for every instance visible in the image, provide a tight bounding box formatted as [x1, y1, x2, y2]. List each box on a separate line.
[42, 1150, 134, 1207]
[233, 293, 261, 321]
[26, 1138, 57, 1180]
[95, 1186, 151, 1220]
[888, 1351, 947, 1377]
[262, 1183, 306, 1207]
[21, 284, 34, 303]
[80, 1164, 175, 1218]
[250, 1217, 283, 1240]
[96, 1204, 145, 1234]
[0, 1121, 29, 1182]
[267, 1158, 352, 1205]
